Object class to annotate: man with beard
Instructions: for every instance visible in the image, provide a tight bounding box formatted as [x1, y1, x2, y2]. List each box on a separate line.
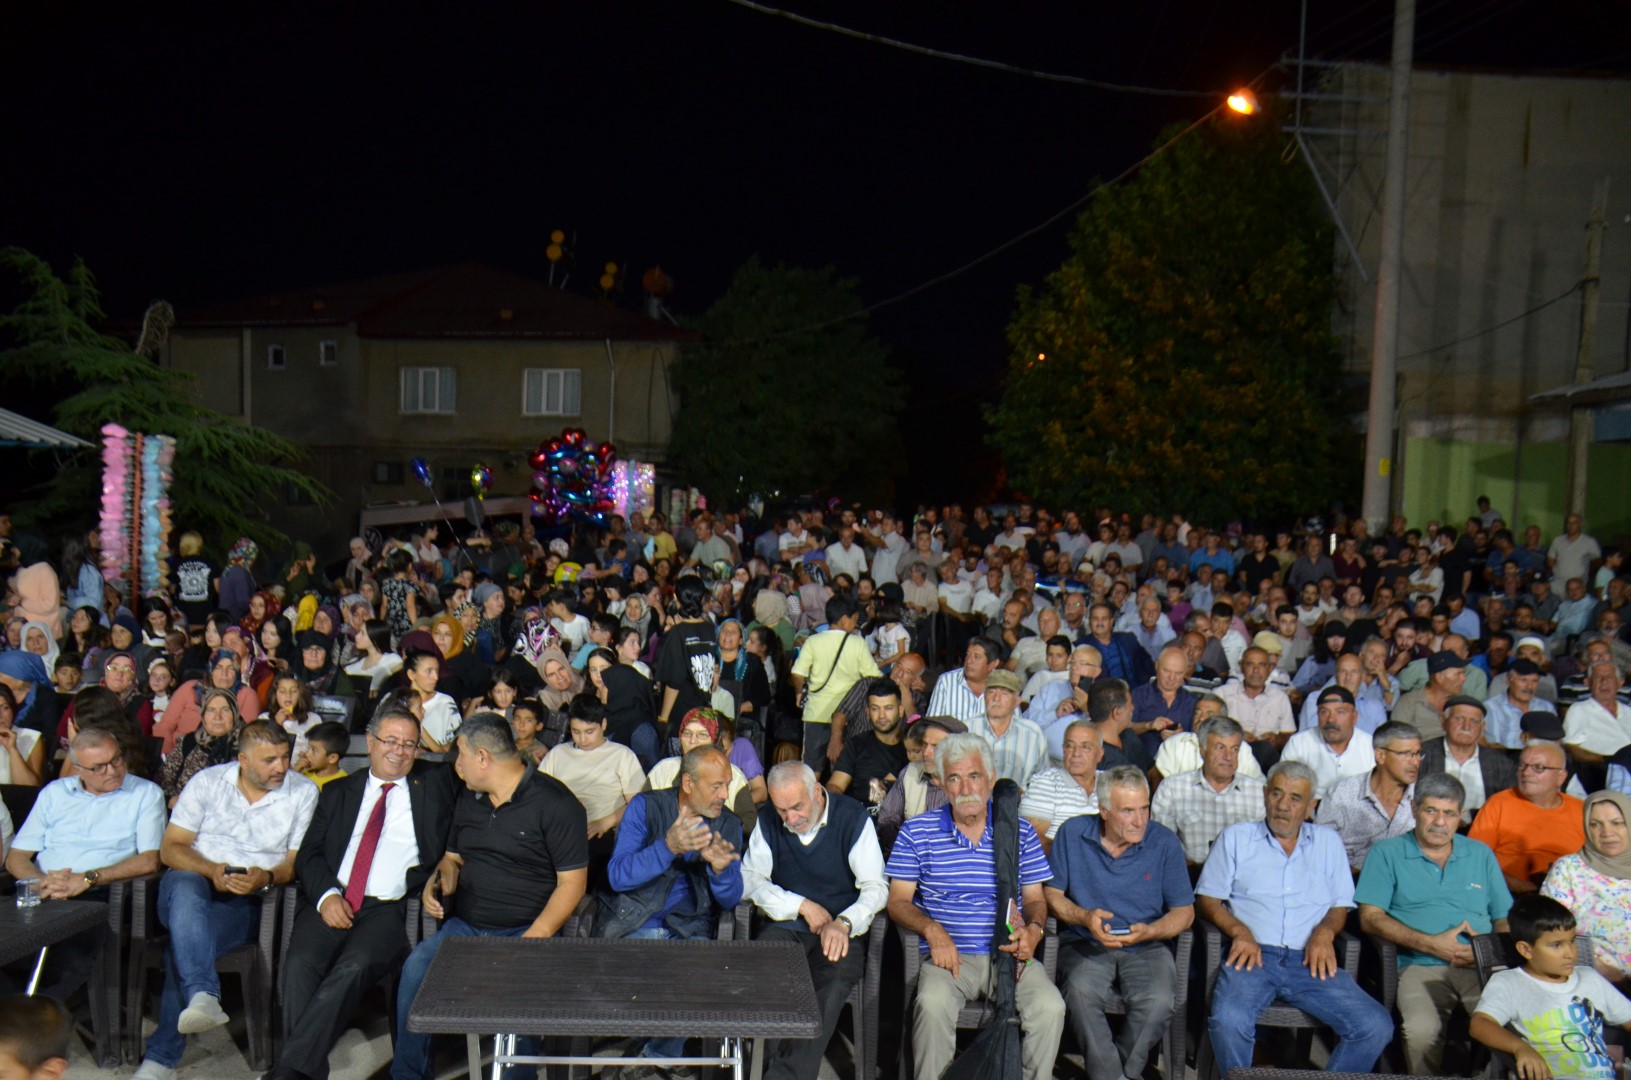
[828, 679, 911, 807]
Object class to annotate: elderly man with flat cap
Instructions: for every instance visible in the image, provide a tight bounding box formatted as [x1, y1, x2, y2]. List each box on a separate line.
[1419, 695, 1516, 825]
[1482, 658, 1556, 750]
[970, 668, 1049, 787]
[1392, 651, 1470, 742]
[1282, 685, 1377, 801]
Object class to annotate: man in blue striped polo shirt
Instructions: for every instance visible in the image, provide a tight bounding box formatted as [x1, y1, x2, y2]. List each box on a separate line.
[885, 732, 1065, 1080]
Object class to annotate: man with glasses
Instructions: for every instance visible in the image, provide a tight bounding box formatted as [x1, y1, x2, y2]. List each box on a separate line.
[1468, 740, 1585, 895]
[1419, 696, 1516, 825]
[1314, 721, 1423, 873]
[4, 727, 165, 1001]
[266, 707, 452, 1080]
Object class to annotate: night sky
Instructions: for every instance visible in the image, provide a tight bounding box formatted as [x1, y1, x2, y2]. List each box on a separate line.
[5, 1, 1626, 503]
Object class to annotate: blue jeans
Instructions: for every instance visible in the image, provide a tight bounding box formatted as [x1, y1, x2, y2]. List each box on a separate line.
[1207, 944, 1393, 1075]
[628, 926, 687, 1059]
[143, 871, 261, 1067]
[390, 916, 536, 1080]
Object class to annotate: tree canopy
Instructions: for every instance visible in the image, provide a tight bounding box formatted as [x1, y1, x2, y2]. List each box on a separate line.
[0, 248, 328, 550]
[669, 258, 905, 505]
[987, 115, 1356, 523]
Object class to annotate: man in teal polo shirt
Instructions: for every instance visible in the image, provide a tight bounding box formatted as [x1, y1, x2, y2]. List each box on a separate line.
[1356, 772, 1512, 1075]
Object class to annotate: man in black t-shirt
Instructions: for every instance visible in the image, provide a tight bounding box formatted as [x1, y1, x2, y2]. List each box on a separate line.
[389, 713, 587, 1080]
[827, 679, 910, 808]
[654, 577, 719, 741]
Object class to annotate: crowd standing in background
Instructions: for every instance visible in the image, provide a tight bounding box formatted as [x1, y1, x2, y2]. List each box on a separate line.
[2, 497, 1630, 1079]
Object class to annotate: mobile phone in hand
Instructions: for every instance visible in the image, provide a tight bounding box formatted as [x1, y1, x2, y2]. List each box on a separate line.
[224, 866, 249, 876]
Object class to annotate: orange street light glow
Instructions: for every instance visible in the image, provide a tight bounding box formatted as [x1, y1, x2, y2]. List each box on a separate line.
[1227, 89, 1258, 115]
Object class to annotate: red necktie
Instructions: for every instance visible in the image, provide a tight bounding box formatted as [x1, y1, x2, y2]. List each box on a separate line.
[344, 782, 395, 911]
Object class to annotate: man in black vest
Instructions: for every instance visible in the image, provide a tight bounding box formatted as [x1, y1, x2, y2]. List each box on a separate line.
[600, 745, 744, 1078]
[743, 762, 889, 1080]
[270, 707, 452, 1080]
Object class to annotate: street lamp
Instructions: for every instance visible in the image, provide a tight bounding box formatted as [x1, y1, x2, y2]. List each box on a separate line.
[1226, 89, 1258, 115]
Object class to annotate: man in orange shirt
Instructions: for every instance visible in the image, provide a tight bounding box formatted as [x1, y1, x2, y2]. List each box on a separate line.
[1467, 740, 1584, 895]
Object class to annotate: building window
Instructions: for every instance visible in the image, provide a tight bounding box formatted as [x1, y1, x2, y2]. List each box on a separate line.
[267, 344, 286, 370]
[400, 366, 457, 414]
[373, 461, 405, 485]
[522, 368, 582, 416]
[319, 339, 339, 367]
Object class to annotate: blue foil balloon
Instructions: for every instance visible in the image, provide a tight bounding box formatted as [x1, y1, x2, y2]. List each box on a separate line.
[410, 457, 434, 489]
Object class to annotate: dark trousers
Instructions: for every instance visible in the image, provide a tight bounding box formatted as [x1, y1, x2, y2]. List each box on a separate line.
[33, 886, 112, 1003]
[758, 924, 866, 1080]
[272, 898, 409, 1080]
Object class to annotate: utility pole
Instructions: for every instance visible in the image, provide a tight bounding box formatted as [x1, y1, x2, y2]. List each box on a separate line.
[1565, 177, 1610, 517]
[1361, 0, 1415, 532]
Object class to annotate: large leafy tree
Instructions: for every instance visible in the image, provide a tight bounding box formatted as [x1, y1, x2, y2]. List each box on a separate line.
[0, 248, 328, 549]
[988, 114, 1356, 523]
[670, 258, 906, 504]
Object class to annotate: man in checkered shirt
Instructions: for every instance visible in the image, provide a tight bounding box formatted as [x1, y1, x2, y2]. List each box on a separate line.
[1151, 715, 1264, 866]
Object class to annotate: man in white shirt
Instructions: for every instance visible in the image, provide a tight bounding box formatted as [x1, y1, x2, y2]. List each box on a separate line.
[743, 762, 887, 1080]
[825, 525, 870, 583]
[1563, 659, 1631, 764]
[1282, 686, 1377, 801]
[271, 708, 453, 1080]
[780, 516, 813, 557]
[864, 514, 908, 586]
[132, 722, 318, 1080]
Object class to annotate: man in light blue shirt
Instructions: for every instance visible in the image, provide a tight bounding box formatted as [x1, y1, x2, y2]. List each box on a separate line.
[1194, 759, 1393, 1076]
[5, 728, 165, 1002]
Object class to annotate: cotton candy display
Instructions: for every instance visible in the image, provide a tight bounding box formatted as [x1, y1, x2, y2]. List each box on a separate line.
[99, 423, 177, 595]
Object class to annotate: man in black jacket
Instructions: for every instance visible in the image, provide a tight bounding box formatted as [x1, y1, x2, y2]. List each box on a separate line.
[267, 707, 453, 1080]
[1418, 695, 1517, 826]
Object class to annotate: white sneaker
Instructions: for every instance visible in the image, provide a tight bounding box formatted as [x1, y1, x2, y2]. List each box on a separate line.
[176, 990, 230, 1034]
[131, 1061, 178, 1080]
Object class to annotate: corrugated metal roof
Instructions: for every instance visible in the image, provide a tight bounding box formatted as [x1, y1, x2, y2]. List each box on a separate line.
[0, 407, 93, 449]
[1530, 370, 1631, 406]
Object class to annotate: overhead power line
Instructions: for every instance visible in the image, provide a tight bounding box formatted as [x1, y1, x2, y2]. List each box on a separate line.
[721, 0, 1223, 98]
[1398, 283, 1581, 360]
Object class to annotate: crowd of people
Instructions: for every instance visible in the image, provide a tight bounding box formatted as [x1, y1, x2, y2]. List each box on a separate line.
[1, 496, 1631, 1080]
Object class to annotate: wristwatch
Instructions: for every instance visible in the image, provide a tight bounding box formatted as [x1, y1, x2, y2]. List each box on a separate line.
[82, 869, 101, 888]
[834, 915, 854, 933]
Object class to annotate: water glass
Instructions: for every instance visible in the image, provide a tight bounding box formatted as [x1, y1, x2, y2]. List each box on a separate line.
[15, 877, 41, 908]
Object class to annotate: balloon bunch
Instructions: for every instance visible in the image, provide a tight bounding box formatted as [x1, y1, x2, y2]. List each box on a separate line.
[98, 423, 177, 594]
[469, 463, 493, 500]
[529, 428, 616, 524]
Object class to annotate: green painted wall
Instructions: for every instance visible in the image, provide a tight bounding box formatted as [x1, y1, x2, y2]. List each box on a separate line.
[1403, 438, 1631, 543]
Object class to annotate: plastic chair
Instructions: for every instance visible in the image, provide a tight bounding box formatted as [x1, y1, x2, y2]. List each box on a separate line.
[1192, 918, 1364, 1080]
[125, 873, 281, 1069]
[1043, 915, 1193, 1079]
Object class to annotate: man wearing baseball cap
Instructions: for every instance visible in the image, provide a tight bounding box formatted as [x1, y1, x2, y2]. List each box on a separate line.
[1281, 686, 1377, 801]
[1482, 658, 1556, 750]
[1392, 651, 1469, 742]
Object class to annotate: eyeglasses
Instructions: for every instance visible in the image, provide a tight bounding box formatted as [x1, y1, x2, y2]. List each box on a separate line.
[76, 752, 125, 775]
[1382, 749, 1424, 760]
[370, 736, 419, 753]
[1518, 763, 1563, 774]
[105, 664, 136, 675]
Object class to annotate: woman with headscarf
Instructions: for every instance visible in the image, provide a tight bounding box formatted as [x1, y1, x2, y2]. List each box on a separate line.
[619, 594, 655, 656]
[154, 647, 262, 755]
[57, 650, 146, 745]
[643, 707, 757, 837]
[534, 646, 584, 751]
[0, 684, 46, 785]
[471, 582, 508, 665]
[747, 586, 795, 657]
[20, 620, 60, 679]
[291, 593, 319, 634]
[715, 617, 770, 733]
[426, 613, 482, 708]
[293, 629, 352, 696]
[219, 537, 259, 623]
[312, 603, 342, 645]
[240, 589, 280, 636]
[160, 687, 243, 806]
[0, 649, 60, 737]
[1542, 790, 1631, 983]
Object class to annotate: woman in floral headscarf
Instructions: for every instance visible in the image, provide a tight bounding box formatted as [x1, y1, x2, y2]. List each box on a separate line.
[219, 537, 259, 623]
[160, 687, 242, 805]
[240, 589, 281, 636]
[154, 647, 261, 755]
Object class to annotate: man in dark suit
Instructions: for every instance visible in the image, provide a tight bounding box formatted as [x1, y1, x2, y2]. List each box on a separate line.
[266, 706, 452, 1080]
[1086, 602, 1155, 688]
[1418, 695, 1517, 826]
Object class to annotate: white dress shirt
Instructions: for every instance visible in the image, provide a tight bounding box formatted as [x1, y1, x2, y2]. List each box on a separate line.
[320, 771, 421, 907]
[1281, 727, 1377, 801]
[171, 763, 319, 869]
[742, 793, 888, 936]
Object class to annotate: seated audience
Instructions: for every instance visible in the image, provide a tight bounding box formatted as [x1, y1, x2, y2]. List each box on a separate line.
[1541, 791, 1631, 984]
[1152, 715, 1266, 866]
[827, 678, 910, 809]
[875, 716, 964, 855]
[1418, 695, 1516, 824]
[1020, 719, 1103, 852]
[1469, 739, 1585, 895]
[1314, 720, 1421, 872]
[1282, 685, 1376, 801]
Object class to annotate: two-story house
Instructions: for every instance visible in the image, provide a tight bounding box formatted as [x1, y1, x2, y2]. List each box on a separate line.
[162, 262, 692, 553]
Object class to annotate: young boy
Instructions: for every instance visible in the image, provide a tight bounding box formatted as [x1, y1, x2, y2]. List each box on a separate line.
[511, 701, 546, 766]
[1471, 894, 1631, 1080]
[0, 995, 71, 1080]
[297, 721, 350, 788]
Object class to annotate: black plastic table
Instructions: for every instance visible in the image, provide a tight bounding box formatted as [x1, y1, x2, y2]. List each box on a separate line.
[407, 935, 823, 1080]
[0, 899, 108, 984]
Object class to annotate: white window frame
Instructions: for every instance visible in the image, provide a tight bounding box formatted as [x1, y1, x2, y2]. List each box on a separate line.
[266, 343, 286, 370]
[400, 366, 457, 415]
[522, 368, 582, 417]
[318, 339, 339, 367]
